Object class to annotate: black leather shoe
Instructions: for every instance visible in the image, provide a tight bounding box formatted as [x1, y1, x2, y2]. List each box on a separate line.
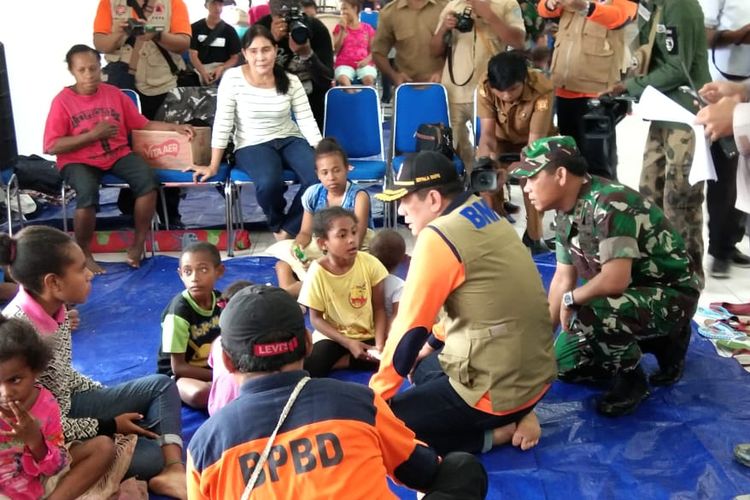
[649, 358, 684, 386]
[503, 201, 520, 214]
[522, 231, 551, 255]
[596, 366, 649, 417]
[732, 248, 750, 268]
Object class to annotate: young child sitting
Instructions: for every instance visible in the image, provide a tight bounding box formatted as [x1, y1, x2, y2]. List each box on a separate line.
[272, 138, 373, 298]
[333, 0, 377, 86]
[206, 280, 253, 416]
[369, 229, 406, 331]
[158, 242, 225, 410]
[0, 316, 97, 500]
[298, 207, 388, 377]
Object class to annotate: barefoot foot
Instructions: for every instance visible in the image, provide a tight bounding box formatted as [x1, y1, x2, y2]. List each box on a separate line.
[126, 246, 145, 269]
[148, 465, 187, 500]
[511, 411, 541, 451]
[491, 422, 517, 446]
[84, 253, 106, 275]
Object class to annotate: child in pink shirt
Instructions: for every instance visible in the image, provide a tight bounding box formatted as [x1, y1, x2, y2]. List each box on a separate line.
[333, 0, 377, 86]
[0, 317, 69, 500]
[207, 280, 254, 416]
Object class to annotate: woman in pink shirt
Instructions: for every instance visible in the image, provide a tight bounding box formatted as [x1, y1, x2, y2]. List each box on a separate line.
[43, 44, 193, 274]
[333, 0, 377, 86]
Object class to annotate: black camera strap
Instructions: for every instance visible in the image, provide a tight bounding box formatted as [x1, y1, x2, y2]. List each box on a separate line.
[198, 21, 227, 62]
[447, 28, 476, 87]
[125, 0, 179, 75]
[711, 31, 750, 82]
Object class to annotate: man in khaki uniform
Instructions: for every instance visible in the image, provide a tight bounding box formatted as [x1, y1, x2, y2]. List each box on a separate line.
[477, 51, 554, 252]
[430, 0, 525, 170]
[372, 0, 448, 84]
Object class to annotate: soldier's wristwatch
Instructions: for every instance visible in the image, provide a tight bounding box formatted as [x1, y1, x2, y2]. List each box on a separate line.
[562, 290, 577, 309]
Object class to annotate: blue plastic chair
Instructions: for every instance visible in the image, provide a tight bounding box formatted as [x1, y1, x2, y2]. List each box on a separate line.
[323, 86, 386, 183]
[391, 83, 464, 177]
[359, 10, 379, 29]
[224, 166, 299, 256]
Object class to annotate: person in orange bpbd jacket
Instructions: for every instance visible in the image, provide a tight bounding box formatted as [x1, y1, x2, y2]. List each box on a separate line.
[186, 284, 488, 500]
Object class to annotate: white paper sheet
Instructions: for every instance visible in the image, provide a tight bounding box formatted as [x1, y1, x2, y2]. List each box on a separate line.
[634, 86, 716, 185]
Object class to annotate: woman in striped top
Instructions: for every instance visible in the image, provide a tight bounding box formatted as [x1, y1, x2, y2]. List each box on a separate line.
[190, 25, 322, 239]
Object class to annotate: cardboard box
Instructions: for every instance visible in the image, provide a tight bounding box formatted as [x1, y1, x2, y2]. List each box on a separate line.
[132, 127, 211, 170]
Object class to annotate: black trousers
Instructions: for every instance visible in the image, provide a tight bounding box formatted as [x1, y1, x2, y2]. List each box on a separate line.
[707, 140, 745, 260]
[557, 96, 618, 179]
[423, 452, 488, 500]
[303, 338, 378, 377]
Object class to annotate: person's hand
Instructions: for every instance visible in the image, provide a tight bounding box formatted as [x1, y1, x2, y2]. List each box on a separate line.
[199, 69, 214, 85]
[90, 120, 119, 141]
[173, 124, 195, 140]
[289, 38, 313, 58]
[114, 413, 159, 439]
[598, 82, 627, 98]
[407, 343, 434, 383]
[393, 72, 413, 86]
[113, 20, 130, 36]
[184, 165, 218, 183]
[441, 14, 458, 32]
[559, 303, 575, 332]
[0, 401, 44, 450]
[271, 17, 289, 42]
[428, 71, 442, 83]
[696, 95, 741, 142]
[347, 339, 376, 360]
[357, 60, 368, 69]
[543, 0, 560, 9]
[558, 0, 586, 10]
[68, 307, 80, 331]
[210, 65, 225, 81]
[467, 0, 493, 20]
[699, 81, 748, 104]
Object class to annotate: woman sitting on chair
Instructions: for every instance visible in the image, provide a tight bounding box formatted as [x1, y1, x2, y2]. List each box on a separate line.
[189, 24, 321, 240]
[43, 44, 193, 274]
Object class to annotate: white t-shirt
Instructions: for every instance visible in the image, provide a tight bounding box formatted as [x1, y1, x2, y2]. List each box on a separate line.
[699, 0, 750, 81]
[383, 274, 405, 320]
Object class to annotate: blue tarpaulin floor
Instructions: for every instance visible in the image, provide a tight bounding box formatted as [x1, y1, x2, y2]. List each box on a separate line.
[73, 253, 750, 499]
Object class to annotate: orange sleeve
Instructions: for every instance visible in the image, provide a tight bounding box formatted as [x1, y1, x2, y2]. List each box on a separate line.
[186, 453, 210, 500]
[369, 228, 466, 401]
[93, 0, 113, 34]
[537, 0, 563, 18]
[170, 0, 191, 35]
[588, 0, 637, 29]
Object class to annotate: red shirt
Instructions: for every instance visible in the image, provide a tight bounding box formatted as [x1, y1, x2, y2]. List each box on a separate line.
[43, 83, 149, 170]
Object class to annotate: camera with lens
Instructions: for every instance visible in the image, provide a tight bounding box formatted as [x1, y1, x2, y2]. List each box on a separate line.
[470, 156, 499, 192]
[125, 18, 163, 37]
[281, 5, 310, 44]
[455, 7, 474, 33]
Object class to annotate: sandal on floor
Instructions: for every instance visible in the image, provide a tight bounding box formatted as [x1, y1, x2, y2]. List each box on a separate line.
[704, 318, 750, 334]
[697, 305, 735, 321]
[697, 321, 745, 340]
[710, 302, 750, 317]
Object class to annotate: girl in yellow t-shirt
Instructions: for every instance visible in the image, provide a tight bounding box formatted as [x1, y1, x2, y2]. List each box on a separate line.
[298, 207, 388, 377]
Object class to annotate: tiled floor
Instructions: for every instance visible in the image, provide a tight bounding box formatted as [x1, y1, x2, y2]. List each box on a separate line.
[96, 114, 750, 309]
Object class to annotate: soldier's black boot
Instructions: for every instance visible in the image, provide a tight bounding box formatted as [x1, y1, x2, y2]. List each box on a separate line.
[649, 324, 692, 386]
[596, 365, 649, 417]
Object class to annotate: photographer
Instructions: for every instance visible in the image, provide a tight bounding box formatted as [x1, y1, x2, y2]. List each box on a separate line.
[430, 0, 525, 170]
[93, 0, 191, 119]
[476, 51, 554, 253]
[258, 0, 335, 129]
[537, 0, 637, 179]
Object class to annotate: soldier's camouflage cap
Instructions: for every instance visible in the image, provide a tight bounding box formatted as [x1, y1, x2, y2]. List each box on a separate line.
[510, 136, 586, 179]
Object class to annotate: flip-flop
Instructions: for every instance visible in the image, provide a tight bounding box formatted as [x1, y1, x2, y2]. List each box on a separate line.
[710, 302, 750, 316]
[717, 337, 750, 352]
[697, 321, 745, 340]
[704, 318, 750, 334]
[697, 305, 735, 321]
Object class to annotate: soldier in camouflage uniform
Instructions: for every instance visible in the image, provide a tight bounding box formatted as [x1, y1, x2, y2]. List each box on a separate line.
[513, 136, 701, 417]
[603, 0, 711, 285]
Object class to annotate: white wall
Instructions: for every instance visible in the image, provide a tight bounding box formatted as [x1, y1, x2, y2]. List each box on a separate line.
[0, 1, 249, 158]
